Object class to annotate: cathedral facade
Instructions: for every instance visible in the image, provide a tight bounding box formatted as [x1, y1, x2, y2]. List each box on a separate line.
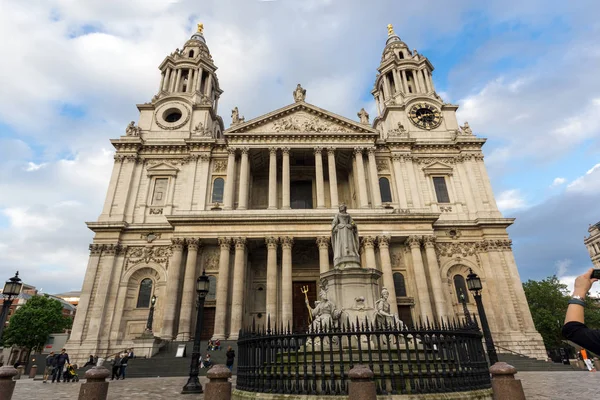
[66, 25, 546, 361]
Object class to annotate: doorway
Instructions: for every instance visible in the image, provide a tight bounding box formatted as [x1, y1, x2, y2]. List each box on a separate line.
[292, 281, 317, 332]
[397, 305, 414, 327]
[291, 181, 313, 209]
[200, 307, 215, 340]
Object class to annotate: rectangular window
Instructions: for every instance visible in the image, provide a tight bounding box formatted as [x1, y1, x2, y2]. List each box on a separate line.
[433, 177, 450, 203]
[152, 178, 169, 206]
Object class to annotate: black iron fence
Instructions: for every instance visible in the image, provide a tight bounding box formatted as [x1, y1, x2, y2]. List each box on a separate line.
[237, 317, 491, 395]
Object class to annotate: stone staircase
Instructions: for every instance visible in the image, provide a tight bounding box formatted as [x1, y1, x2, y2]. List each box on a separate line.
[89, 340, 238, 379]
[498, 353, 582, 372]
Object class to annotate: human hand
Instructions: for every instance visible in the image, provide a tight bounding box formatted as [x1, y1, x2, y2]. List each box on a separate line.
[573, 268, 599, 298]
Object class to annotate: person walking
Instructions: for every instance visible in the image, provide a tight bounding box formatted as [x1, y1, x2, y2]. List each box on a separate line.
[111, 354, 122, 380]
[52, 349, 69, 383]
[43, 352, 56, 383]
[119, 351, 129, 379]
[226, 346, 235, 371]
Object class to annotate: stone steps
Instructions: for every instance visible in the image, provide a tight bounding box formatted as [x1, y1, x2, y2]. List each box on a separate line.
[498, 353, 582, 372]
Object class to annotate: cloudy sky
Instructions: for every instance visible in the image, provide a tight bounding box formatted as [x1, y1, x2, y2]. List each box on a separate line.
[0, 0, 599, 294]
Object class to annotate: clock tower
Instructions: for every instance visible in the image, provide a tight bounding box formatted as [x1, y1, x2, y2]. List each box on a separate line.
[372, 25, 460, 140]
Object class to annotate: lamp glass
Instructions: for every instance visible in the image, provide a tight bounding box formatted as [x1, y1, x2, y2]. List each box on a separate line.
[151, 295, 157, 305]
[3, 276, 22, 297]
[466, 272, 482, 292]
[196, 274, 210, 297]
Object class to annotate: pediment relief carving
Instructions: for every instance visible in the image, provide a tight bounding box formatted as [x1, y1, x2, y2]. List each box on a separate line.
[422, 161, 453, 175]
[146, 162, 180, 176]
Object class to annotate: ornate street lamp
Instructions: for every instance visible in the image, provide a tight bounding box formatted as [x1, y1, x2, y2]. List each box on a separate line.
[145, 295, 157, 334]
[0, 272, 23, 342]
[182, 270, 210, 394]
[466, 268, 498, 364]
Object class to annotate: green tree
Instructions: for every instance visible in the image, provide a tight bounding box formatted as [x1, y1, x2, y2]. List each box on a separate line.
[2, 295, 72, 354]
[523, 275, 600, 350]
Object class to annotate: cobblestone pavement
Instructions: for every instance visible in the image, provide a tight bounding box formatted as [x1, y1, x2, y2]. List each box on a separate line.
[11, 371, 600, 399]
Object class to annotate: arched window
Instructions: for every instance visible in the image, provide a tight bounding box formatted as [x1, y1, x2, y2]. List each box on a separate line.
[136, 278, 153, 308]
[189, 50, 194, 58]
[399, 52, 404, 59]
[453, 275, 469, 303]
[379, 177, 392, 203]
[207, 276, 217, 301]
[393, 272, 407, 297]
[211, 178, 224, 203]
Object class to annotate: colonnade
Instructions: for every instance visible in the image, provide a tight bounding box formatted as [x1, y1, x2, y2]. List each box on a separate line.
[222, 147, 382, 210]
[159, 65, 212, 97]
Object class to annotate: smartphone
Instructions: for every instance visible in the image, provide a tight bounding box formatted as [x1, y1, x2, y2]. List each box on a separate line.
[592, 269, 600, 279]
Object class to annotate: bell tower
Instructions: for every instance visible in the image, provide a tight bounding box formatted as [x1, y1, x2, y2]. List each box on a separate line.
[373, 24, 460, 140]
[135, 23, 224, 139]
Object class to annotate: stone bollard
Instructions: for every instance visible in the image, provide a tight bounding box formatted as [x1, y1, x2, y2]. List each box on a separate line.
[0, 366, 18, 400]
[28, 365, 37, 379]
[489, 362, 525, 400]
[13, 367, 23, 380]
[348, 365, 376, 400]
[78, 367, 110, 400]
[205, 365, 232, 400]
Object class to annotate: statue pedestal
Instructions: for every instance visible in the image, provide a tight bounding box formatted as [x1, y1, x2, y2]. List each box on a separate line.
[132, 333, 163, 359]
[320, 267, 382, 325]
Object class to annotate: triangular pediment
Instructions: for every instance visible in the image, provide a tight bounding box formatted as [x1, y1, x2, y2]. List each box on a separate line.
[225, 102, 377, 135]
[146, 162, 180, 176]
[422, 162, 453, 175]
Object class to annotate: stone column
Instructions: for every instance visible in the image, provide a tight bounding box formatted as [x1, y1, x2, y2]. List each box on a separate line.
[268, 147, 278, 209]
[501, 244, 536, 331]
[159, 72, 166, 93]
[195, 66, 203, 92]
[238, 147, 250, 210]
[174, 69, 182, 92]
[176, 239, 201, 341]
[314, 147, 325, 208]
[477, 245, 507, 332]
[187, 69, 193, 93]
[317, 237, 330, 274]
[282, 147, 290, 209]
[401, 70, 409, 93]
[212, 238, 231, 340]
[405, 156, 422, 208]
[196, 154, 211, 210]
[367, 148, 382, 207]
[392, 69, 402, 93]
[281, 236, 294, 327]
[205, 72, 213, 97]
[363, 236, 377, 269]
[327, 148, 339, 208]
[162, 68, 171, 91]
[229, 237, 247, 339]
[407, 236, 433, 319]
[161, 238, 185, 339]
[354, 148, 369, 208]
[391, 155, 408, 208]
[422, 69, 431, 92]
[69, 244, 103, 343]
[266, 237, 279, 324]
[377, 236, 398, 314]
[223, 148, 236, 210]
[169, 68, 177, 92]
[422, 236, 447, 320]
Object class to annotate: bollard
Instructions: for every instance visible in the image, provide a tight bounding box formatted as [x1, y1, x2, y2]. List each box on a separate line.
[78, 367, 110, 400]
[348, 365, 376, 400]
[28, 365, 37, 379]
[205, 364, 232, 400]
[489, 362, 526, 400]
[0, 366, 18, 400]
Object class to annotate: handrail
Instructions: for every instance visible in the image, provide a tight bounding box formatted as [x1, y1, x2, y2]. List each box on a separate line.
[494, 344, 535, 359]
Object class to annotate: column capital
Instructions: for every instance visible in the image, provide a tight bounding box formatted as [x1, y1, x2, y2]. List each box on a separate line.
[199, 153, 211, 162]
[362, 236, 376, 249]
[327, 147, 336, 155]
[353, 147, 364, 155]
[103, 243, 123, 256]
[89, 244, 104, 255]
[269, 147, 278, 156]
[281, 147, 290, 155]
[234, 237, 247, 249]
[171, 238, 185, 251]
[423, 235, 436, 248]
[218, 237, 231, 250]
[406, 235, 422, 249]
[265, 236, 279, 249]
[377, 235, 391, 248]
[281, 236, 294, 249]
[316, 236, 330, 249]
[227, 148, 237, 156]
[240, 147, 249, 155]
[314, 146, 323, 155]
[367, 146, 377, 155]
[187, 238, 201, 251]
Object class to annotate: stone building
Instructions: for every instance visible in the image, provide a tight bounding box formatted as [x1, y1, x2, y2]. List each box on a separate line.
[66, 24, 546, 361]
[585, 222, 600, 268]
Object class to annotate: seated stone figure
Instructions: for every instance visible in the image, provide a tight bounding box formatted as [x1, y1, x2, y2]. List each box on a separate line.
[306, 287, 342, 332]
[374, 288, 405, 330]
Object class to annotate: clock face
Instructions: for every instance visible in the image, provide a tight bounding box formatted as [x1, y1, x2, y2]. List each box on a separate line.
[408, 103, 443, 130]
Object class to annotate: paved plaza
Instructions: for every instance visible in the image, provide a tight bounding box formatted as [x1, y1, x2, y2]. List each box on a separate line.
[10, 371, 599, 399]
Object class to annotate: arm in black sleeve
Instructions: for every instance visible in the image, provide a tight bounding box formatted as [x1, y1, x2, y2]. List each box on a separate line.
[562, 321, 600, 355]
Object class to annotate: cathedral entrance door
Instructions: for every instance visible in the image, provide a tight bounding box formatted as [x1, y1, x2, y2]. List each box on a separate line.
[200, 307, 215, 340]
[291, 181, 313, 209]
[292, 281, 317, 333]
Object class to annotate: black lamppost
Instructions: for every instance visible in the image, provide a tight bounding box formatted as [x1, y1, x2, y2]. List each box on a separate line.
[182, 270, 210, 394]
[466, 268, 498, 364]
[145, 295, 157, 334]
[0, 272, 23, 343]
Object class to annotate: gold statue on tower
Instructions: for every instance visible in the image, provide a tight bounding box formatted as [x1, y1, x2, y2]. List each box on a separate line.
[387, 24, 395, 36]
[197, 23, 204, 33]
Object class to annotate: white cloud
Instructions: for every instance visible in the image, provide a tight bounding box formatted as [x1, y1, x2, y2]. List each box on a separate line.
[550, 177, 566, 188]
[567, 163, 600, 194]
[555, 259, 572, 277]
[496, 189, 527, 212]
[25, 162, 47, 172]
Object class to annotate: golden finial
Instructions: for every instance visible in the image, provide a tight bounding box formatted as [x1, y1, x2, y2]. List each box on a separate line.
[197, 23, 204, 34]
[387, 24, 395, 37]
